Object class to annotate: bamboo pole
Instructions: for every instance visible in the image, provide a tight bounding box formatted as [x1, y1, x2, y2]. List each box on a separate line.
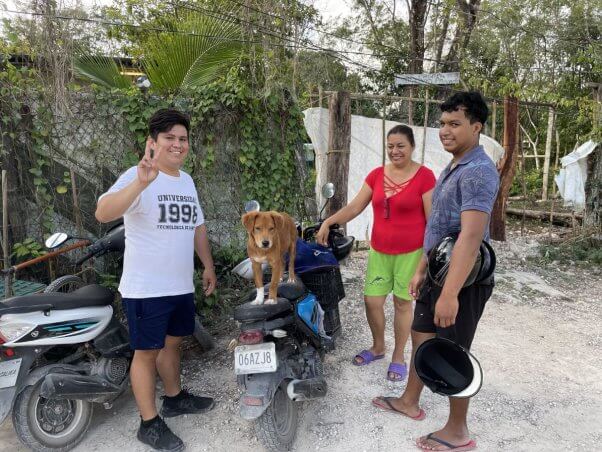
[491, 101, 497, 141]
[382, 97, 387, 166]
[420, 90, 430, 164]
[541, 106, 556, 201]
[2, 170, 11, 298]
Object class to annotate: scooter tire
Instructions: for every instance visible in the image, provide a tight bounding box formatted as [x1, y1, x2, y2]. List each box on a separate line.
[255, 381, 298, 452]
[12, 381, 93, 452]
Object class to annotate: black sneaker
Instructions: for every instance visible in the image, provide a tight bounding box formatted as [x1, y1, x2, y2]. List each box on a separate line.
[137, 416, 184, 452]
[160, 388, 215, 418]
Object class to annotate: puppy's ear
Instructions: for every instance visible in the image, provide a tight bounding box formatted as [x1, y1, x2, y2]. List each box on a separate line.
[242, 212, 258, 233]
[270, 212, 284, 230]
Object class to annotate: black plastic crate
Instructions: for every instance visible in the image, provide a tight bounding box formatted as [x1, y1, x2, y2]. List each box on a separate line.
[299, 267, 346, 310]
[323, 307, 341, 338]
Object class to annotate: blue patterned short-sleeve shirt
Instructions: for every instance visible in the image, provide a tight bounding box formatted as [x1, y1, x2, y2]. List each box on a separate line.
[424, 145, 500, 253]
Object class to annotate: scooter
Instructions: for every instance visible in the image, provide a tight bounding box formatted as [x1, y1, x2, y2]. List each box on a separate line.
[231, 183, 354, 451]
[0, 223, 130, 451]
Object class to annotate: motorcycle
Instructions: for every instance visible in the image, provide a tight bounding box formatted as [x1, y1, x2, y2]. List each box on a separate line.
[231, 183, 355, 451]
[0, 223, 131, 451]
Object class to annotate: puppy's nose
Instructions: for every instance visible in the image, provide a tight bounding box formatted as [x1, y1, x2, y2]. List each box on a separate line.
[262, 240, 270, 248]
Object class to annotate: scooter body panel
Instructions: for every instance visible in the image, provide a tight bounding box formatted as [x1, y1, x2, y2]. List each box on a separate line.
[1, 306, 113, 347]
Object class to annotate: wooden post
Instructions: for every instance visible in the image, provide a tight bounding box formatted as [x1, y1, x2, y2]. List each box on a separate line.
[382, 97, 387, 166]
[2, 170, 11, 298]
[420, 90, 429, 164]
[326, 92, 351, 230]
[491, 101, 497, 141]
[318, 85, 323, 109]
[541, 106, 555, 201]
[408, 87, 414, 125]
[490, 97, 519, 241]
[70, 169, 84, 236]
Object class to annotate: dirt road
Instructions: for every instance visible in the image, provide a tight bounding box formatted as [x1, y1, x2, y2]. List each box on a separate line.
[1, 228, 600, 451]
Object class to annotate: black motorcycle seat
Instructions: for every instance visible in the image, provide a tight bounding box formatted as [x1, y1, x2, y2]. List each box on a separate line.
[0, 284, 114, 316]
[245, 281, 307, 304]
[234, 298, 293, 322]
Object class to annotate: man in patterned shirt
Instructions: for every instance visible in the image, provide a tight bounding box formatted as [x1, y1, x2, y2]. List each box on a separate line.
[372, 91, 499, 451]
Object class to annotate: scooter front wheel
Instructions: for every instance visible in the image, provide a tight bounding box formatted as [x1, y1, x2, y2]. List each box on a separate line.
[255, 381, 298, 452]
[12, 381, 93, 451]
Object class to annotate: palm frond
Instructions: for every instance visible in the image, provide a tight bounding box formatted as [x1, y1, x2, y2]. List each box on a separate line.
[142, 11, 243, 92]
[73, 54, 131, 89]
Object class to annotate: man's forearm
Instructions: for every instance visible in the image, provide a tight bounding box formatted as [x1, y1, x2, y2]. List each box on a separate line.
[96, 178, 147, 223]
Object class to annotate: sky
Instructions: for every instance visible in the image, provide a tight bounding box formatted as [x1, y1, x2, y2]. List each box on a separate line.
[1, 0, 354, 43]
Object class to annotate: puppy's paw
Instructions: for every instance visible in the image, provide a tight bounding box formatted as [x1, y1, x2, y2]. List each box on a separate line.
[265, 298, 277, 305]
[250, 298, 264, 305]
[286, 277, 296, 284]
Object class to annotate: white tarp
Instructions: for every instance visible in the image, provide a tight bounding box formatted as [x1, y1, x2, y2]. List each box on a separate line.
[554, 140, 598, 212]
[303, 107, 505, 242]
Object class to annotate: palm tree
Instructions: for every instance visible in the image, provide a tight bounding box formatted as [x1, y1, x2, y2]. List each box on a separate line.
[74, 10, 242, 92]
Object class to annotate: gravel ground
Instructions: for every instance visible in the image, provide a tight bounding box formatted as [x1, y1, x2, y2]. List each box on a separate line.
[1, 226, 601, 451]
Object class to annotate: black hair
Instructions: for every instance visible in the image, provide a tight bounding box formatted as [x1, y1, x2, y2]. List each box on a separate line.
[386, 124, 415, 147]
[440, 91, 488, 125]
[148, 108, 190, 140]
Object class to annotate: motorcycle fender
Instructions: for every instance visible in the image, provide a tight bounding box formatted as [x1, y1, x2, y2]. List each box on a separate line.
[0, 386, 17, 425]
[0, 347, 46, 424]
[239, 372, 283, 420]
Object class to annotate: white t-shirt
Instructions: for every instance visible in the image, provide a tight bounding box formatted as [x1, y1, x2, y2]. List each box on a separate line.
[99, 167, 204, 298]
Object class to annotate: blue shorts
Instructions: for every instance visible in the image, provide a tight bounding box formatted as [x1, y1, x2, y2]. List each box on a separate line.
[123, 293, 195, 350]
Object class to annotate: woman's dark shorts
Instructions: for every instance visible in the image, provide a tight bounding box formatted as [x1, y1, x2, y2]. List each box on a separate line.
[123, 293, 195, 350]
[412, 277, 494, 349]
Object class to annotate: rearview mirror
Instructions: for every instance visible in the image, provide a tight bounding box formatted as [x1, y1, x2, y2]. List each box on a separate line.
[321, 183, 335, 199]
[45, 232, 69, 249]
[244, 200, 260, 213]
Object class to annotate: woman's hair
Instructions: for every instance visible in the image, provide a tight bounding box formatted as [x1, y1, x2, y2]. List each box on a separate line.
[386, 124, 415, 147]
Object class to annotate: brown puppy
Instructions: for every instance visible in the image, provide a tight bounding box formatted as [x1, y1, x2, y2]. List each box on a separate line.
[242, 211, 297, 305]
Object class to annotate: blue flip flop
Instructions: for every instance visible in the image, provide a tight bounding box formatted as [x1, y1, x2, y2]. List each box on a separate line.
[387, 362, 408, 381]
[352, 349, 385, 366]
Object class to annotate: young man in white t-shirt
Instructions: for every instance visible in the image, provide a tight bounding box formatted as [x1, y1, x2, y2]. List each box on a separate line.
[96, 109, 217, 452]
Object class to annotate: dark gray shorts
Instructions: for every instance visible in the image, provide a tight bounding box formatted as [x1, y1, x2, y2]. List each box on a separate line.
[412, 278, 494, 349]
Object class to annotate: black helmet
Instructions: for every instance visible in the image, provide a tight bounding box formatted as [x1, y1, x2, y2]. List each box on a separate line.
[414, 338, 483, 398]
[330, 233, 355, 261]
[427, 234, 496, 287]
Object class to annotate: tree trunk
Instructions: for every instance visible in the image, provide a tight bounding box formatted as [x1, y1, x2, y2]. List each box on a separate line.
[408, 0, 429, 74]
[442, 0, 482, 72]
[490, 97, 519, 241]
[585, 146, 601, 228]
[326, 92, 351, 231]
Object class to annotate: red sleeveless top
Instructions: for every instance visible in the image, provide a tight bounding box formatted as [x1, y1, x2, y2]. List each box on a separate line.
[365, 166, 436, 254]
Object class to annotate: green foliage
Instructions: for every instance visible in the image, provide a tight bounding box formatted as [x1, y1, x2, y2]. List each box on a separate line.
[540, 238, 602, 265]
[510, 166, 543, 197]
[12, 238, 46, 261]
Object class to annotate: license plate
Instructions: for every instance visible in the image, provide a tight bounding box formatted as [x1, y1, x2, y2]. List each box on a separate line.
[0, 358, 22, 389]
[234, 343, 277, 375]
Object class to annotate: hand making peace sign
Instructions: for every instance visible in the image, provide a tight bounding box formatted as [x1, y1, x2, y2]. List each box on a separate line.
[137, 138, 162, 186]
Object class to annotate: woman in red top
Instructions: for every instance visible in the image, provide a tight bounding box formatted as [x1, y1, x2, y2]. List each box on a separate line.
[316, 125, 435, 381]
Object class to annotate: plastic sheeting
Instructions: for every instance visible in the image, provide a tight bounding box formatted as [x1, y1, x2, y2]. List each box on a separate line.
[554, 140, 598, 212]
[303, 107, 505, 242]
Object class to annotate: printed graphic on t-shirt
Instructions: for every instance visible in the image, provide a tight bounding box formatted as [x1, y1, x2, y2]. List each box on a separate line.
[156, 194, 199, 231]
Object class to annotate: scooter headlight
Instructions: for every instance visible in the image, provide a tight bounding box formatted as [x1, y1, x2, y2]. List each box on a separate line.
[0, 323, 35, 342]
